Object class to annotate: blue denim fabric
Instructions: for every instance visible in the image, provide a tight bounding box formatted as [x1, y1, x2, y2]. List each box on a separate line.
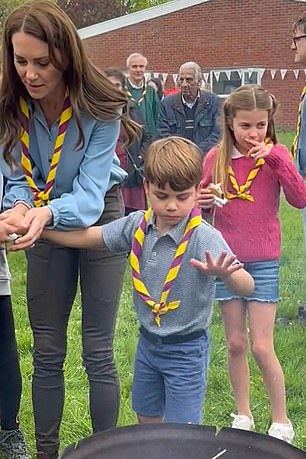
[132, 331, 210, 424]
[215, 260, 280, 303]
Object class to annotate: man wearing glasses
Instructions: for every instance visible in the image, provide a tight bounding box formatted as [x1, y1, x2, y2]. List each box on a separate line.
[291, 14, 306, 320]
[157, 61, 221, 157]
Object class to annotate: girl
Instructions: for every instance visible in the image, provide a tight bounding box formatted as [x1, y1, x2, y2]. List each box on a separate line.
[0, 171, 30, 459]
[198, 84, 306, 443]
[104, 68, 151, 215]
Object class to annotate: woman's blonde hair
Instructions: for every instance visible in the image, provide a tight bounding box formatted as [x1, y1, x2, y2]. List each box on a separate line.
[0, 0, 139, 165]
[145, 136, 202, 191]
[213, 84, 278, 193]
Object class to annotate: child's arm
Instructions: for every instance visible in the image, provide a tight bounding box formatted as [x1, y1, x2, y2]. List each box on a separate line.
[190, 251, 254, 296]
[12, 226, 104, 250]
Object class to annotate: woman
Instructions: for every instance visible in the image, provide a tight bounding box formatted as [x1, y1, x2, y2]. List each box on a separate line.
[104, 68, 150, 214]
[0, 2, 138, 458]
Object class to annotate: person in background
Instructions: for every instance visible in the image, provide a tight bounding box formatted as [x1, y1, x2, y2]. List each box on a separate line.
[104, 68, 151, 214]
[158, 61, 221, 157]
[198, 85, 306, 443]
[0, 1, 138, 458]
[0, 170, 30, 459]
[291, 13, 306, 321]
[125, 53, 160, 138]
[147, 78, 164, 101]
[33, 136, 254, 426]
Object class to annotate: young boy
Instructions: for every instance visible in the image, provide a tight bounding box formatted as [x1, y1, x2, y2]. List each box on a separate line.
[15, 136, 254, 425]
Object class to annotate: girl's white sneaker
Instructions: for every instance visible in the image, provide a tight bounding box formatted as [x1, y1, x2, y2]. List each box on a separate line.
[268, 421, 295, 444]
[230, 413, 255, 431]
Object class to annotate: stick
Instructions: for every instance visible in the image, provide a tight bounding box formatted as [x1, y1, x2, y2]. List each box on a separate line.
[210, 449, 227, 459]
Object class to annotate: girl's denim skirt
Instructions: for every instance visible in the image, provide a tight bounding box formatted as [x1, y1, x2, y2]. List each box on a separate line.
[215, 259, 280, 303]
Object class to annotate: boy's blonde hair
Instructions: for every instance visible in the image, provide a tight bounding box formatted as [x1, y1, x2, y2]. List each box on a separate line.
[214, 84, 278, 193]
[144, 137, 202, 191]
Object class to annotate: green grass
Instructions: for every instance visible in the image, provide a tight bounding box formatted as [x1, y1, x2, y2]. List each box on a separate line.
[7, 130, 306, 454]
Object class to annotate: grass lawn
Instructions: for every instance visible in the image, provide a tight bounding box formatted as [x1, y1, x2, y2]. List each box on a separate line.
[7, 130, 306, 455]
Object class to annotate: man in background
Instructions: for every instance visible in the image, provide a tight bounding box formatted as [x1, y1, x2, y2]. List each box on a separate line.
[157, 61, 221, 157]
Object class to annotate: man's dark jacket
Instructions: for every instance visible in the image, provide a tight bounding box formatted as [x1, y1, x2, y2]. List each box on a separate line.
[157, 90, 221, 156]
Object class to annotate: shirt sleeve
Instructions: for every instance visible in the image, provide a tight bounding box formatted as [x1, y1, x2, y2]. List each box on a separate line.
[102, 211, 144, 253]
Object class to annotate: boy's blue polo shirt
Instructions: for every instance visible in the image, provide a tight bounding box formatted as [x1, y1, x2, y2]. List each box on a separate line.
[102, 210, 233, 337]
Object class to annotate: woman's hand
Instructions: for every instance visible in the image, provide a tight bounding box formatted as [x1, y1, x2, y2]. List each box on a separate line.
[246, 138, 272, 160]
[0, 221, 22, 243]
[11, 207, 53, 250]
[196, 187, 215, 209]
[0, 204, 30, 238]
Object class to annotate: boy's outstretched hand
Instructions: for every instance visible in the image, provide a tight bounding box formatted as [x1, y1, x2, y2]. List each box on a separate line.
[190, 250, 254, 296]
[190, 250, 243, 277]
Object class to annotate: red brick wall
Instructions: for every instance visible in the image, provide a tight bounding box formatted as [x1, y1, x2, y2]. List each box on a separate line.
[82, 0, 306, 129]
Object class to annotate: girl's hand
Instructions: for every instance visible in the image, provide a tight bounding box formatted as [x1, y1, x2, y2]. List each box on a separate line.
[196, 187, 215, 209]
[245, 138, 272, 160]
[189, 250, 243, 277]
[11, 207, 53, 250]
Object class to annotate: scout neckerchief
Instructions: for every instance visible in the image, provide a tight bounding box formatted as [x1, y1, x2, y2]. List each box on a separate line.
[226, 139, 272, 202]
[130, 207, 202, 326]
[19, 91, 72, 207]
[291, 83, 306, 158]
[126, 79, 147, 106]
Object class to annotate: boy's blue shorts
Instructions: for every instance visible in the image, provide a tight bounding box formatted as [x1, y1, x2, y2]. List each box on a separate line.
[215, 260, 280, 303]
[132, 329, 210, 424]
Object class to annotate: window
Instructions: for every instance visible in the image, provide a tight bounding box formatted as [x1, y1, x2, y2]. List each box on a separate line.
[203, 68, 264, 97]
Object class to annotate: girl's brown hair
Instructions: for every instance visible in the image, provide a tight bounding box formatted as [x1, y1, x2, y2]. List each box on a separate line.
[145, 136, 202, 191]
[213, 84, 278, 193]
[0, 0, 139, 165]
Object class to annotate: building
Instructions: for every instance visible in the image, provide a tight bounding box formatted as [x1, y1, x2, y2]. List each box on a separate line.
[79, 0, 306, 129]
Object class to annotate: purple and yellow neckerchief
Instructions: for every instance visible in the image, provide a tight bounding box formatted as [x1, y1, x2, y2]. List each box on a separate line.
[19, 90, 72, 207]
[291, 83, 306, 158]
[130, 207, 202, 326]
[226, 138, 273, 202]
[126, 80, 147, 106]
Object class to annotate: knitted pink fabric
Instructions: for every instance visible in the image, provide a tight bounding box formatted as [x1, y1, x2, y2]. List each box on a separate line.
[201, 144, 306, 263]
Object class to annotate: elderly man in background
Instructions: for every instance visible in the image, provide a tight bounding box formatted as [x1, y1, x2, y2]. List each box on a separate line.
[125, 52, 160, 137]
[158, 61, 221, 156]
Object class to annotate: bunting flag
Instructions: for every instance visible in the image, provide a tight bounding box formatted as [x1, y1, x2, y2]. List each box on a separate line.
[280, 69, 287, 80]
[143, 68, 306, 88]
[202, 72, 209, 82]
[214, 71, 220, 82]
[270, 69, 277, 79]
[162, 73, 168, 82]
[293, 69, 300, 79]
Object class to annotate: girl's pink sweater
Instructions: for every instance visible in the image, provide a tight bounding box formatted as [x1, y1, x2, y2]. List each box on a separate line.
[201, 144, 306, 263]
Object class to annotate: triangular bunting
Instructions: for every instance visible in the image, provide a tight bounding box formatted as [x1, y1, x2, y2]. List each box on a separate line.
[280, 69, 287, 80]
[172, 73, 178, 83]
[293, 69, 300, 79]
[153, 72, 159, 79]
[257, 68, 265, 81]
[202, 72, 209, 83]
[162, 73, 168, 82]
[270, 69, 277, 80]
[225, 70, 231, 80]
[214, 71, 220, 82]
